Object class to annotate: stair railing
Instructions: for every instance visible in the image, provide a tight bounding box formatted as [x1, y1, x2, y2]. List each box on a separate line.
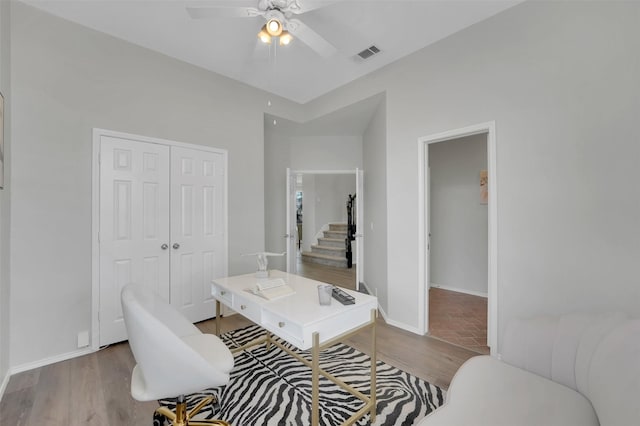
[346, 194, 356, 268]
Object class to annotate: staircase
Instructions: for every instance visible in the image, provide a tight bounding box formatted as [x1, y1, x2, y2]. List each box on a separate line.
[301, 223, 348, 268]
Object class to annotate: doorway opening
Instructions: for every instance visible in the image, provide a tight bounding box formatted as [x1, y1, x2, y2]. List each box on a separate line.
[286, 169, 363, 291]
[418, 122, 497, 354]
[428, 134, 489, 354]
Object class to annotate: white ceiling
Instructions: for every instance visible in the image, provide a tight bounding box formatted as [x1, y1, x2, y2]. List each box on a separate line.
[22, 0, 521, 104]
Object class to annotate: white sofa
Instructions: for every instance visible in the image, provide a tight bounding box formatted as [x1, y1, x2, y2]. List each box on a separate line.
[419, 313, 640, 425]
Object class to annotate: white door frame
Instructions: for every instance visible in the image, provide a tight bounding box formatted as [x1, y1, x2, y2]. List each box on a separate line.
[91, 128, 228, 350]
[355, 169, 364, 290]
[286, 169, 362, 289]
[285, 168, 297, 273]
[417, 121, 498, 354]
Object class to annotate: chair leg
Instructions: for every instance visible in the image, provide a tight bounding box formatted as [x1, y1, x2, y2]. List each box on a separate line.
[155, 406, 176, 422]
[155, 394, 230, 426]
[185, 394, 229, 426]
[174, 396, 188, 426]
[187, 396, 214, 419]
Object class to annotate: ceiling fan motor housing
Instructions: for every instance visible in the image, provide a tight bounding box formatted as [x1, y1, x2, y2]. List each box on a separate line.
[261, 0, 299, 17]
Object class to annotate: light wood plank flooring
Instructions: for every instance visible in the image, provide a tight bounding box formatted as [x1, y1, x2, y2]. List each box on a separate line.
[295, 258, 357, 290]
[0, 264, 479, 425]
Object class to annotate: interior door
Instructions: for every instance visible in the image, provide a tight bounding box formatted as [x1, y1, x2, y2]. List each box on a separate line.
[355, 169, 364, 291]
[99, 137, 170, 345]
[285, 168, 297, 273]
[170, 146, 226, 323]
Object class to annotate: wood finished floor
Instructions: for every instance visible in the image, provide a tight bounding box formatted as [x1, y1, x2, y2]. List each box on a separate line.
[294, 258, 357, 290]
[0, 264, 480, 426]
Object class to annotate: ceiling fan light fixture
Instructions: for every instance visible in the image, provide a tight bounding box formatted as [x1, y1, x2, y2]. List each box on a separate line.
[266, 18, 283, 36]
[279, 30, 292, 46]
[258, 25, 272, 44]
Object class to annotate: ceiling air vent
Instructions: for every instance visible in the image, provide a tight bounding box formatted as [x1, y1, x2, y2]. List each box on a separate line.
[356, 45, 381, 60]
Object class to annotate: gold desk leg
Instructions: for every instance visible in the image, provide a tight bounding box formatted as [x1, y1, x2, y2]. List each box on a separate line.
[312, 331, 320, 426]
[370, 309, 377, 423]
[215, 300, 221, 336]
[265, 331, 272, 351]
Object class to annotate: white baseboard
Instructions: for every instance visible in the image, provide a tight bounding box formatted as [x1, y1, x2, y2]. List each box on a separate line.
[10, 347, 95, 376]
[383, 316, 423, 335]
[430, 283, 488, 298]
[377, 303, 387, 319]
[0, 368, 10, 400]
[360, 282, 423, 335]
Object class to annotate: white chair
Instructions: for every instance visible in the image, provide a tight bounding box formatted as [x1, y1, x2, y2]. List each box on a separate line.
[418, 312, 640, 425]
[121, 284, 234, 426]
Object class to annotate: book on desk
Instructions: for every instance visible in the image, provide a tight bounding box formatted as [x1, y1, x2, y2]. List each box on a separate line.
[250, 277, 295, 300]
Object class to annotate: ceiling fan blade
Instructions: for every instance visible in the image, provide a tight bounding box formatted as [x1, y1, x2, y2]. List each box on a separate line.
[287, 0, 336, 15]
[186, 6, 262, 19]
[286, 18, 336, 58]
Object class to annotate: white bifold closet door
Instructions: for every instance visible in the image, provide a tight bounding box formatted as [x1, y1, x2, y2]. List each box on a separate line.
[99, 136, 226, 346]
[169, 146, 225, 324]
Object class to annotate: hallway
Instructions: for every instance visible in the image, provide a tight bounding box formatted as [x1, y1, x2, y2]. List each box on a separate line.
[428, 288, 489, 354]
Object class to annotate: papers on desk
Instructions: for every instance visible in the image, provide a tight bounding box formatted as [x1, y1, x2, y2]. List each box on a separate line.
[250, 278, 295, 300]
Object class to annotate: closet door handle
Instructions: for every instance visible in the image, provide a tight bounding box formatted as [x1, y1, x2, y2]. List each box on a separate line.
[173, 243, 180, 250]
[161, 244, 168, 250]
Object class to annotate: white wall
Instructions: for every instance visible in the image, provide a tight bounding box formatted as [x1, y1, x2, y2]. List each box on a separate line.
[314, 174, 355, 229]
[264, 121, 363, 271]
[290, 136, 363, 170]
[9, 2, 301, 368]
[429, 134, 488, 296]
[362, 100, 387, 309]
[0, 0, 11, 393]
[304, 1, 640, 348]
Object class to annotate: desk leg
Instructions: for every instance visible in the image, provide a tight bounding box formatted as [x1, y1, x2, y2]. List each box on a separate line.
[370, 309, 377, 423]
[312, 332, 320, 426]
[265, 332, 272, 351]
[215, 300, 221, 336]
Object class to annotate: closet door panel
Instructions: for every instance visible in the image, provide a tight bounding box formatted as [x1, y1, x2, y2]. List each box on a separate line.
[99, 137, 170, 345]
[170, 146, 226, 322]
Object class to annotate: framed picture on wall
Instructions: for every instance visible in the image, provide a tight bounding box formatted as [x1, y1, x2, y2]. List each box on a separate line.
[480, 169, 488, 204]
[0, 91, 4, 190]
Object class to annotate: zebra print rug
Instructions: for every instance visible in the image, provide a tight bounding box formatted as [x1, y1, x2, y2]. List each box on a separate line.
[157, 325, 445, 426]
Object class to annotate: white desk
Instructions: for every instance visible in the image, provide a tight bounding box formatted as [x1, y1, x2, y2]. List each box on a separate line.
[211, 270, 378, 426]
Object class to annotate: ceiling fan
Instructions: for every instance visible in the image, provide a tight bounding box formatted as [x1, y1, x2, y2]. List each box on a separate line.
[186, 0, 338, 58]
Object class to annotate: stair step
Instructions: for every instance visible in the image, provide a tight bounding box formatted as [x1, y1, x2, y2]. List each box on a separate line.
[311, 244, 346, 256]
[301, 251, 348, 268]
[323, 230, 347, 239]
[329, 223, 348, 232]
[318, 237, 346, 248]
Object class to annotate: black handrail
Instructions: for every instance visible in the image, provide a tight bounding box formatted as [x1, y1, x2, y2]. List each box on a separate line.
[346, 194, 356, 268]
